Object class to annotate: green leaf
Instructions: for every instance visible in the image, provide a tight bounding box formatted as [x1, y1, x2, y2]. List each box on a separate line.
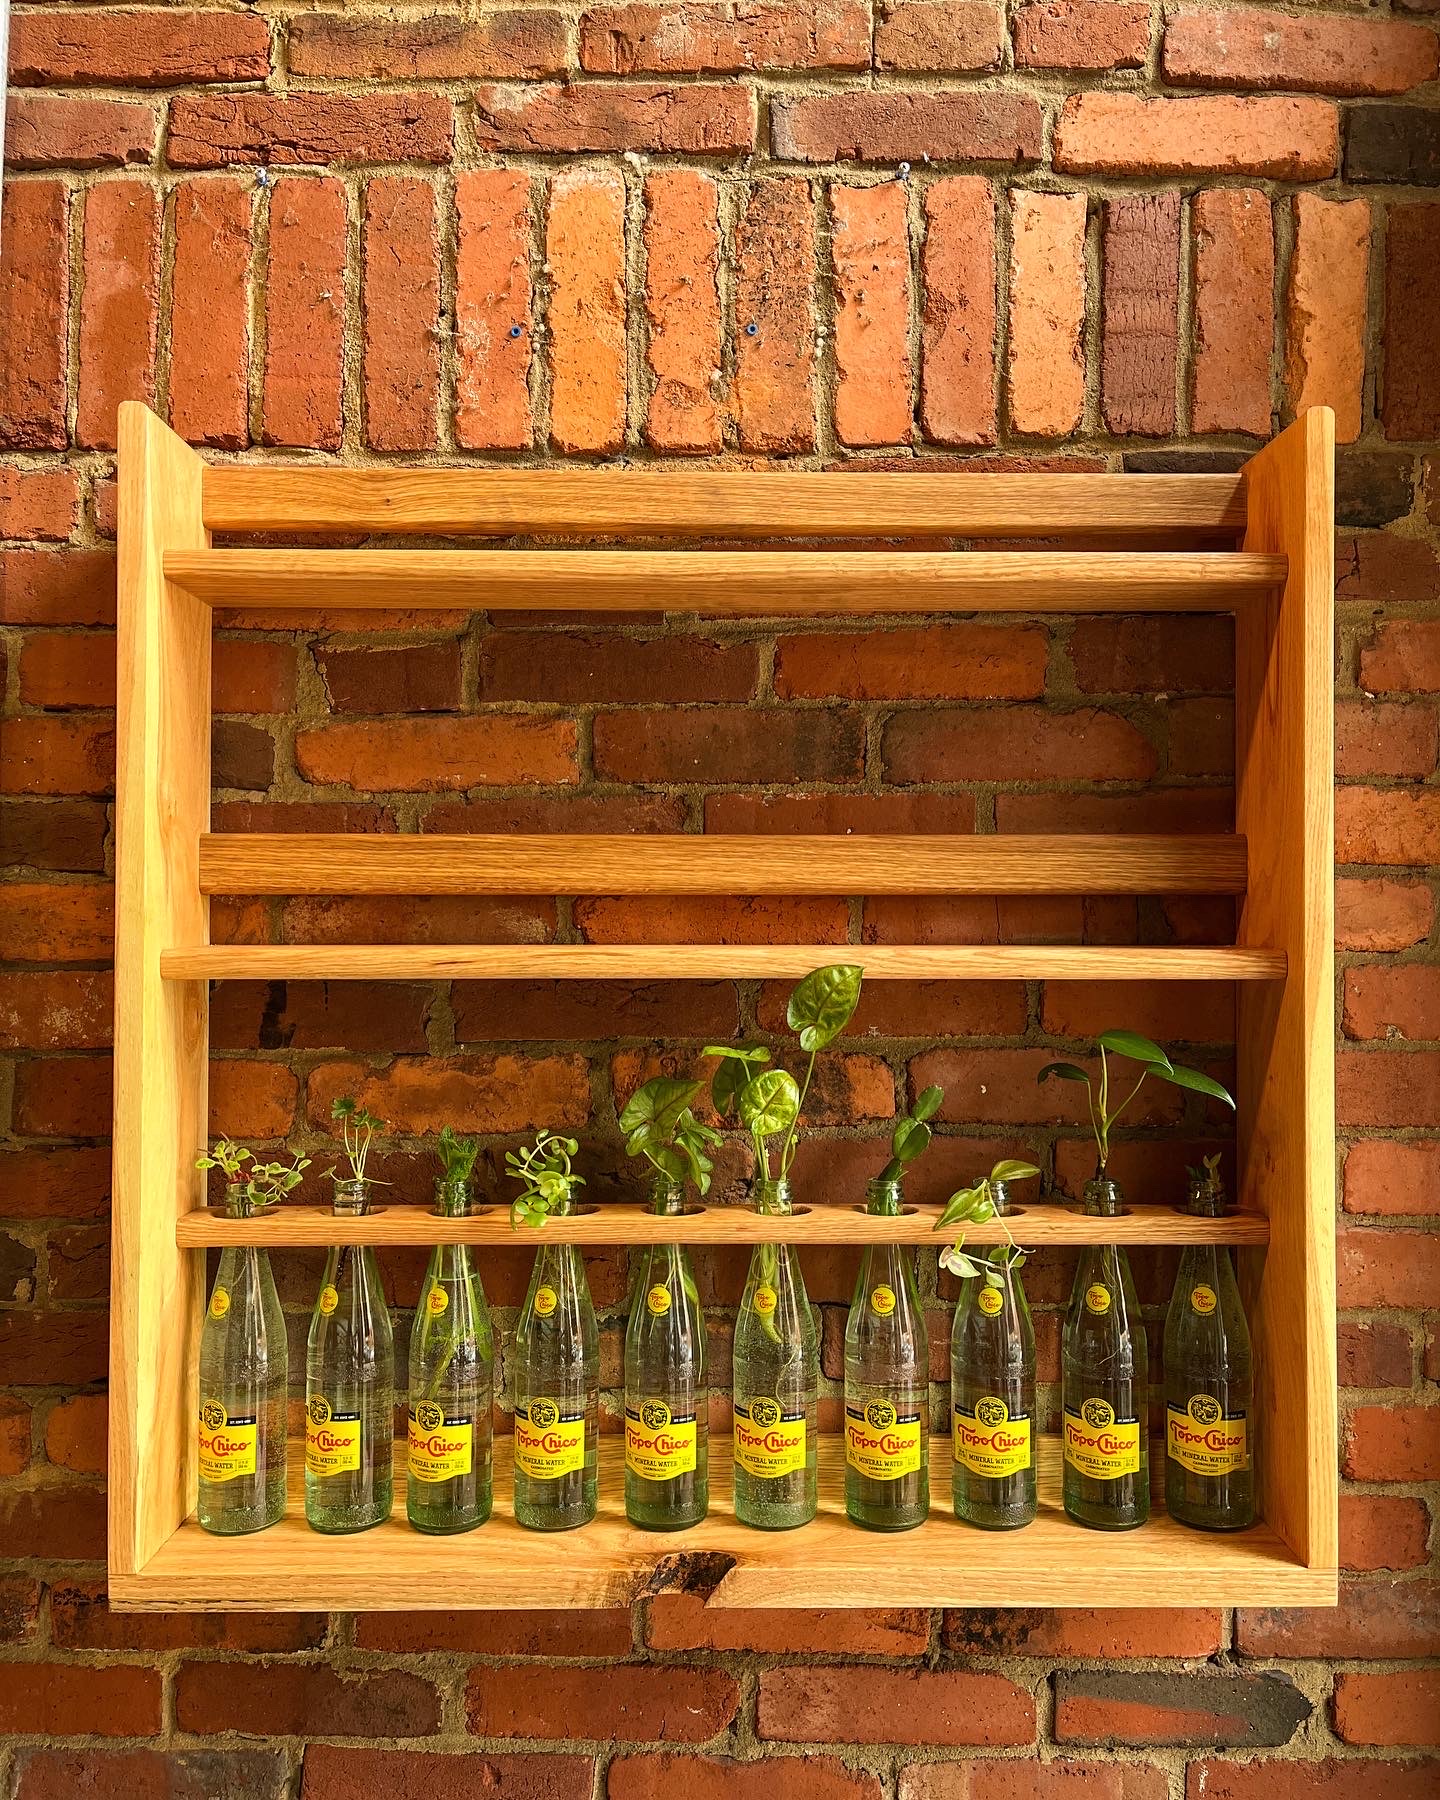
[940, 1247, 983, 1280]
[1037, 1061, 1091, 1085]
[706, 1044, 770, 1116]
[890, 1117, 931, 1166]
[912, 1085, 944, 1123]
[786, 963, 863, 1052]
[619, 1076, 701, 1145]
[936, 1183, 984, 1229]
[970, 1197, 995, 1223]
[1097, 1029, 1172, 1071]
[737, 1069, 801, 1141]
[1153, 1062, 1237, 1109]
[989, 1158, 1040, 1185]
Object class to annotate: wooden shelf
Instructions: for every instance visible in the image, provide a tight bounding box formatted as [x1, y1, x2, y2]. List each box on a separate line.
[176, 1199, 1271, 1250]
[161, 943, 1287, 982]
[111, 1437, 1332, 1614]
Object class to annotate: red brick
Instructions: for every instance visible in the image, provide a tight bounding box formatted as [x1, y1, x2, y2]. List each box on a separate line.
[1054, 94, 1338, 179]
[734, 178, 816, 452]
[1337, 787, 1440, 865]
[1008, 190, 1086, 437]
[831, 183, 912, 448]
[707, 791, 977, 834]
[176, 1662, 440, 1738]
[1336, 877, 1433, 951]
[216, 641, 297, 714]
[1042, 979, 1232, 1047]
[454, 978, 736, 1044]
[10, 8, 270, 84]
[611, 1754, 881, 1800]
[300, 1747, 594, 1800]
[1191, 188, 1274, 438]
[772, 92, 1042, 163]
[776, 623, 1045, 700]
[76, 180, 159, 450]
[1015, 1, 1149, 70]
[275, 894, 555, 947]
[1165, 8, 1437, 98]
[1285, 195, 1370, 444]
[644, 170, 723, 453]
[1, 549, 116, 626]
[43, 1393, 108, 1473]
[168, 177, 252, 450]
[1186, 1761, 1440, 1800]
[262, 177, 346, 450]
[1384, 205, 1440, 444]
[362, 177, 440, 453]
[1339, 1048, 1440, 1127]
[211, 982, 429, 1054]
[0, 1576, 40, 1644]
[1333, 1670, 1440, 1746]
[290, 10, 567, 78]
[0, 1393, 32, 1476]
[455, 170, 534, 452]
[467, 1665, 739, 1742]
[168, 92, 453, 167]
[13, 1748, 290, 1800]
[307, 1054, 589, 1134]
[1340, 1494, 1432, 1573]
[0, 1480, 107, 1558]
[3, 881, 114, 960]
[296, 715, 577, 790]
[595, 706, 863, 783]
[1345, 963, 1440, 1041]
[576, 894, 849, 945]
[1339, 1224, 1440, 1305]
[1238, 1579, 1440, 1658]
[1339, 1318, 1415, 1388]
[356, 1610, 632, 1656]
[0, 1664, 157, 1738]
[917, 1045, 1183, 1128]
[1337, 533, 1440, 606]
[904, 1770, 1168, 1800]
[1336, 700, 1436, 778]
[13, 1050, 114, 1136]
[921, 177, 996, 447]
[0, 969, 113, 1049]
[0, 717, 114, 795]
[647, 1593, 928, 1655]
[885, 706, 1155, 784]
[317, 641, 460, 713]
[1345, 1404, 1440, 1481]
[4, 93, 155, 169]
[875, 2, 1003, 71]
[0, 466, 77, 540]
[473, 82, 754, 153]
[1054, 1670, 1311, 1748]
[581, 2, 870, 72]
[481, 631, 757, 703]
[1344, 1139, 1440, 1215]
[208, 1057, 297, 1138]
[1101, 194, 1179, 437]
[546, 169, 627, 456]
[0, 1146, 111, 1220]
[50, 1580, 325, 1652]
[1071, 615, 1233, 695]
[0, 1305, 109, 1384]
[1362, 618, 1440, 693]
[758, 1667, 1034, 1747]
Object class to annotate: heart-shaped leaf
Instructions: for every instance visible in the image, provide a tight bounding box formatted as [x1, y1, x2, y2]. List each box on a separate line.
[738, 1068, 801, 1140]
[619, 1076, 701, 1144]
[786, 963, 863, 1052]
[706, 1044, 770, 1115]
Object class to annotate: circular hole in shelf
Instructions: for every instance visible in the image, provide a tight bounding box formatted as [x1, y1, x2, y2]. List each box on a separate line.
[850, 1203, 920, 1217]
[566, 1203, 600, 1218]
[998, 1205, 1027, 1218]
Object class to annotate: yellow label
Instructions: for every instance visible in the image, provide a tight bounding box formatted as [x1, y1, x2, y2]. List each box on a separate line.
[845, 1400, 922, 1481]
[953, 1396, 1032, 1480]
[753, 1283, 778, 1317]
[976, 1284, 1004, 1317]
[513, 1397, 585, 1480]
[426, 1284, 449, 1317]
[408, 1401, 473, 1483]
[208, 1287, 230, 1321]
[533, 1285, 558, 1318]
[647, 1283, 672, 1317]
[305, 1396, 360, 1476]
[1167, 1397, 1248, 1477]
[1063, 1398, 1140, 1479]
[198, 1400, 256, 1483]
[1084, 1283, 1112, 1316]
[1190, 1284, 1218, 1317]
[733, 1396, 806, 1479]
[626, 1399, 697, 1482]
[870, 1285, 897, 1317]
[318, 1285, 339, 1317]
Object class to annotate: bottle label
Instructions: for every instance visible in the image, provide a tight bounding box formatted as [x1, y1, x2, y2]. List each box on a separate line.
[625, 1399, 697, 1482]
[208, 1288, 230, 1321]
[407, 1401, 473, 1483]
[752, 1283, 778, 1316]
[845, 1399, 922, 1481]
[646, 1284, 672, 1317]
[1084, 1283, 1112, 1315]
[1190, 1284, 1218, 1317]
[733, 1396, 806, 1479]
[305, 1396, 361, 1476]
[1063, 1397, 1140, 1479]
[1167, 1396, 1248, 1476]
[533, 1286, 558, 1318]
[318, 1285, 339, 1317]
[870, 1285, 897, 1317]
[953, 1396, 1032, 1480]
[198, 1400, 256, 1483]
[426, 1285, 449, 1317]
[513, 1397, 585, 1480]
[976, 1285, 1003, 1317]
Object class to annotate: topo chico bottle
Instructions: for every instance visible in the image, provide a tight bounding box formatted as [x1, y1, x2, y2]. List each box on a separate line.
[951, 1181, 1037, 1530]
[407, 1172, 494, 1534]
[1062, 1172, 1149, 1530]
[197, 1181, 287, 1535]
[1164, 1163, 1255, 1531]
[306, 1177, 395, 1533]
[625, 1176, 708, 1529]
[512, 1197, 599, 1531]
[845, 1175, 929, 1531]
[732, 1176, 818, 1530]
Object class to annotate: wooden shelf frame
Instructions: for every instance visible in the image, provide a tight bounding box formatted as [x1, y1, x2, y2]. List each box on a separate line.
[111, 404, 1337, 1612]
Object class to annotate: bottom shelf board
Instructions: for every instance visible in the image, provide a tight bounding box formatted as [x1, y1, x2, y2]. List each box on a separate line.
[112, 1437, 1334, 1612]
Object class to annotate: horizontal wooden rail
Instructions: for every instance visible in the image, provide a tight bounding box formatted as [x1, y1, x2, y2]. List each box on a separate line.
[164, 549, 1284, 613]
[200, 467, 1249, 540]
[177, 1200, 1270, 1250]
[160, 943, 1285, 982]
[196, 834, 1249, 897]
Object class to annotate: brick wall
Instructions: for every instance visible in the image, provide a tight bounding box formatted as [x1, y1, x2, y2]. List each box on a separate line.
[2, 1, 1439, 1795]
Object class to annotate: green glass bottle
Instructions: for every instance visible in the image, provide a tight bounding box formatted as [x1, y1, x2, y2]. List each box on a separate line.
[306, 1177, 395, 1533]
[625, 1176, 707, 1529]
[732, 1176, 817, 1530]
[845, 1175, 928, 1531]
[407, 1171, 493, 1534]
[1164, 1163, 1255, 1530]
[197, 1181, 287, 1535]
[951, 1181, 1036, 1530]
[1062, 1173, 1149, 1530]
[512, 1197, 598, 1531]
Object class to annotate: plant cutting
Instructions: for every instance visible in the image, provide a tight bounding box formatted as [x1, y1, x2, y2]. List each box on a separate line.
[619, 1076, 721, 1198]
[1037, 1028, 1235, 1175]
[197, 1138, 310, 1214]
[506, 1129, 584, 1231]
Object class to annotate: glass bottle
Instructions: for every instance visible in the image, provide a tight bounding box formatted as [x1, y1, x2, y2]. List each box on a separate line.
[732, 1176, 818, 1530]
[407, 1173, 494, 1534]
[1164, 1168, 1255, 1530]
[305, 1177, 395, 1533]
[1062, 1172, 1149, 1530]
[512, 1195, 599, 1531]
[845, 1175, 928, 1530]
[625, 1176, 708, 1529]
[197, 1182, 287, 1535]
[951, 1180, 1037, 1530]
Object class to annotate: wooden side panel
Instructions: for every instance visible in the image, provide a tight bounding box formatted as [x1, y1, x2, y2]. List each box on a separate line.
[110, 405, 211, 1578]
[1236, 407, 1337, 1584]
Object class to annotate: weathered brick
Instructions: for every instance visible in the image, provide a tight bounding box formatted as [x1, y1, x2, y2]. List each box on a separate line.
[1339, 1318, 1416, 1388]
[357, 1610, 632, 1656]
[1337, 451, 1416, 528]
[759, 1667, 1034, 1746]
[1337, 1047, 1440, 1128]
[1336, 699, 1436, 778]
[10, 8, 271, 85]
[307, 1054, 588, 1134]
[0, 969, 113, 1049]
[77, 180, 160, 450]
[875, 2, 1004, 71]
[776, 623, 1045, 699]
[297, 716, 576, 790]
[546, 169, 627, 456]
[1340, 1493, 1432, 1572]
[1238, 1579, 1440, 1658]
[1347, 104, 1440, 186]
[43, 1392, 108, 1472]
[289, 10, 567, 78]
[646, 1593, 928, 1654]
[1055, 94, 1338, 178]
[1345, 1404, 1440, 1481]
[0, 466, 76, 541]
[1339, 1224, 1440, 1306]
[474, 82, 754, 153]
[734, 178, 816, 452]
[176, 1661, 441, 1738]
[1337, 878, 1433, 952]
[0, 182, 70, 449]
[467, 1664, 739, 1742]
[1284, 194, 1370, 444]
[481, 631, 756, 703]
[1337, 787, 1440, 865]
[455, 169, 533, 452]
[1007, 190, 1086, 437]
[169, 92, 453, 167]
[831, 183, 912, 447]
[576, 894, 848, 945]
[1186, 1763, 1440, 1800]
[0, 1663, 160, 1737]
[1054, 1671, 1310, 1748]
[581, 2, 870, 72]
[4, 92, 156, 169]
[902, 1768, 1166, 1800]
[1345, 962, 1440, 1039]
[1101, 194, 1179, 437]
[12, 1749, 289, 1800]
[169, 177, 251, 451]
[1015, 1, 1149, 70]
[773, 92, 1042, 163]
[1338, 532, 1440, 605]
[644, 170, 723, 453]
[1344, 1138, 1440, 1215]
[921, 177, 996, 447]
[612, 1755, 881, 1800]
[0, 717, 115, 795]
[1165, 8, 1437, 97]
[318, 641, 461, 713]
[1333, 1670, 1440, 1746]
[886, 706, 1154, 784]
[1191, 188, 1273, 437]
[261, 177, 347, 450]
[595, 707, 863, 783]
[300, 1747, 594, 1800]
[1384, 205, 1440, 443]
[362, 177, 441, 452]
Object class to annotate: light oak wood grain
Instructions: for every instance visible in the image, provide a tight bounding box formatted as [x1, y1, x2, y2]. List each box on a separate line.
[196, 833, 1250, 897]
[163, 548, 1286, 613]
[200, 466, 1248, 539]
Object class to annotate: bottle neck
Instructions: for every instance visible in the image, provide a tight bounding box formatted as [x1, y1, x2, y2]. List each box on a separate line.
[222, 1179, 256, 1220]
[991, 1179, 1011, 1218]
[753, 1177, 792, 1218]
[650, 1175, 687, 1218]
[1187, 1176, 1229, 1219]
[866, 1176, 903, 1218]
[1082, 1173, 1124, 1218]
[332, 1176, 372, 1218]
[434, 1176, 471, 1220]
